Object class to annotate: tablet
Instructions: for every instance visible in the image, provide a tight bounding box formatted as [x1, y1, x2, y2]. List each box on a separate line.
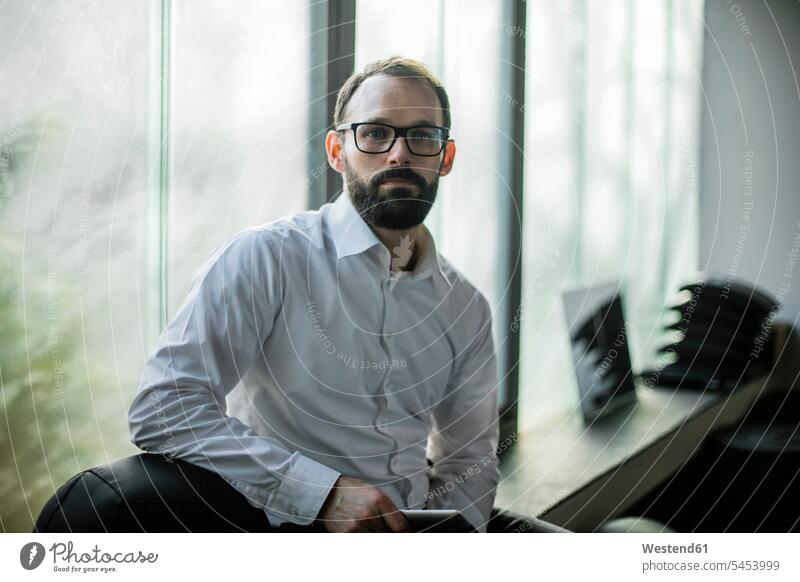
[399, 509, 475, 533]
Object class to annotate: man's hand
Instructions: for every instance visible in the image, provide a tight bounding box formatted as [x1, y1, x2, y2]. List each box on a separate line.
[316, 476, 410, 532]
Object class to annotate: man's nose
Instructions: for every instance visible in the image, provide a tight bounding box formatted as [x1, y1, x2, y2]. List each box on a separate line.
[386, 134, 414, 165]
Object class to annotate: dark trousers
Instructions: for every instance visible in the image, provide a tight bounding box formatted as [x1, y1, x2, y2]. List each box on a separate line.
[35, 453, 563, 533]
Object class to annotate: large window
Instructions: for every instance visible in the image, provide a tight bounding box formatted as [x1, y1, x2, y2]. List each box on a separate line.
[0, 0, 704, 531]
[0, 1, 156, 531]
[0, 0, 313, 532]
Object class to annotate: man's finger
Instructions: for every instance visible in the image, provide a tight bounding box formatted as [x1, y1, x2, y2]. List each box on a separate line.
[377, 496, 410, 532]
[365, 512, 389, 532]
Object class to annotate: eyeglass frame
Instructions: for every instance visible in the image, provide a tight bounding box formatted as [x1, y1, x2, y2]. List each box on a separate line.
[335, 122, 451, 157]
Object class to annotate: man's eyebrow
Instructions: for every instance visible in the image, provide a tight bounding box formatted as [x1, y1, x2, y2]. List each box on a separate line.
[362, 116, 442, 127]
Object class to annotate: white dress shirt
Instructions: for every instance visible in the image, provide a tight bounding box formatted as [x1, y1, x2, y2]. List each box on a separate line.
[128, 191, 500, 531]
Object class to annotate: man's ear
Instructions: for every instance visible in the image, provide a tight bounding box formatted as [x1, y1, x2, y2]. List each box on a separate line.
[438, 139, 456, 177]
[325, 130, 345, 174]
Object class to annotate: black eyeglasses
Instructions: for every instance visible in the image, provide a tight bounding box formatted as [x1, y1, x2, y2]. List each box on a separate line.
[336, 122, 449, 157]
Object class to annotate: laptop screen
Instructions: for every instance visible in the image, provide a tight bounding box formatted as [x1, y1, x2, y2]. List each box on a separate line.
[562, 282, 637, 422]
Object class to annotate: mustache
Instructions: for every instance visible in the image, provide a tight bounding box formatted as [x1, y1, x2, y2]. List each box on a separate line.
[370, 168, 426, 187]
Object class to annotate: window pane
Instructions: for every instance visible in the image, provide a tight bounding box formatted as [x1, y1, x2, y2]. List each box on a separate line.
[518, 0, 703, 430]
[519, 1, 582, 428]
[0, 1, 156, 531]
[355, 0, 508, 399]
[168, 0, 311, 312]
[356, 0, 443, 67]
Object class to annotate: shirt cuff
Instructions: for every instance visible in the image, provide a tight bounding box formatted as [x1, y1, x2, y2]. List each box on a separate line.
[446, 487, 488, 533]
[264, 453, 341, 527]
[425, 481, 489, 532]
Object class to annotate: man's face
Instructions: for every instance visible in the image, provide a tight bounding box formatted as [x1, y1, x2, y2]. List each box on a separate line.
[328, 74, 455, 230]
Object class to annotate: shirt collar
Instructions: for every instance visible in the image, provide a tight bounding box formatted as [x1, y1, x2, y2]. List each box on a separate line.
[407, 224, 454, 290]
[325, 193, 453, 290]
[327, 192, 383, 260]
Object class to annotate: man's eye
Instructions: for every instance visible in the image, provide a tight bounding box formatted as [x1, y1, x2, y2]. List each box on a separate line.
[366, 128, 388, 139]
[410, 129, 434, 139]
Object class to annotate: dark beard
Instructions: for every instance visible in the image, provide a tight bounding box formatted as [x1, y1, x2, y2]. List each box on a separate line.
[344, 163, 439, 230]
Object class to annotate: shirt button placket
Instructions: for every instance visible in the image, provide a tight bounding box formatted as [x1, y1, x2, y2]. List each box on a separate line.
[377, 277, 400, 473]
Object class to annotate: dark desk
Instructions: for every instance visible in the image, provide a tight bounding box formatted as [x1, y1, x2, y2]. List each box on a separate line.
[495, 375, 783, 531]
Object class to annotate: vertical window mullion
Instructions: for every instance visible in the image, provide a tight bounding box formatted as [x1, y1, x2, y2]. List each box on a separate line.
[308, 0, 330, 210]
[146, 0, 171, 347]
[499, 0, 527, 441]
[660, 0, 675, 306]
[324, 0, 356, 203]
[159, 0, 171, 327]
[573, 0, 588, 283]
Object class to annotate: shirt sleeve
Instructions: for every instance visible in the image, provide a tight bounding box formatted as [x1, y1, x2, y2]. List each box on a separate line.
[425, 294, 500, 532]
[127, 229, 341, 527]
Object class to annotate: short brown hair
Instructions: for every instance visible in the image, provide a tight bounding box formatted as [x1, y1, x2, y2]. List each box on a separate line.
[333, 56, 451, 131]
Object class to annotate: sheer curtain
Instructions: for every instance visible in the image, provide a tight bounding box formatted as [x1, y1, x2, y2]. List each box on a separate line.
[518, 0, 704, 429]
